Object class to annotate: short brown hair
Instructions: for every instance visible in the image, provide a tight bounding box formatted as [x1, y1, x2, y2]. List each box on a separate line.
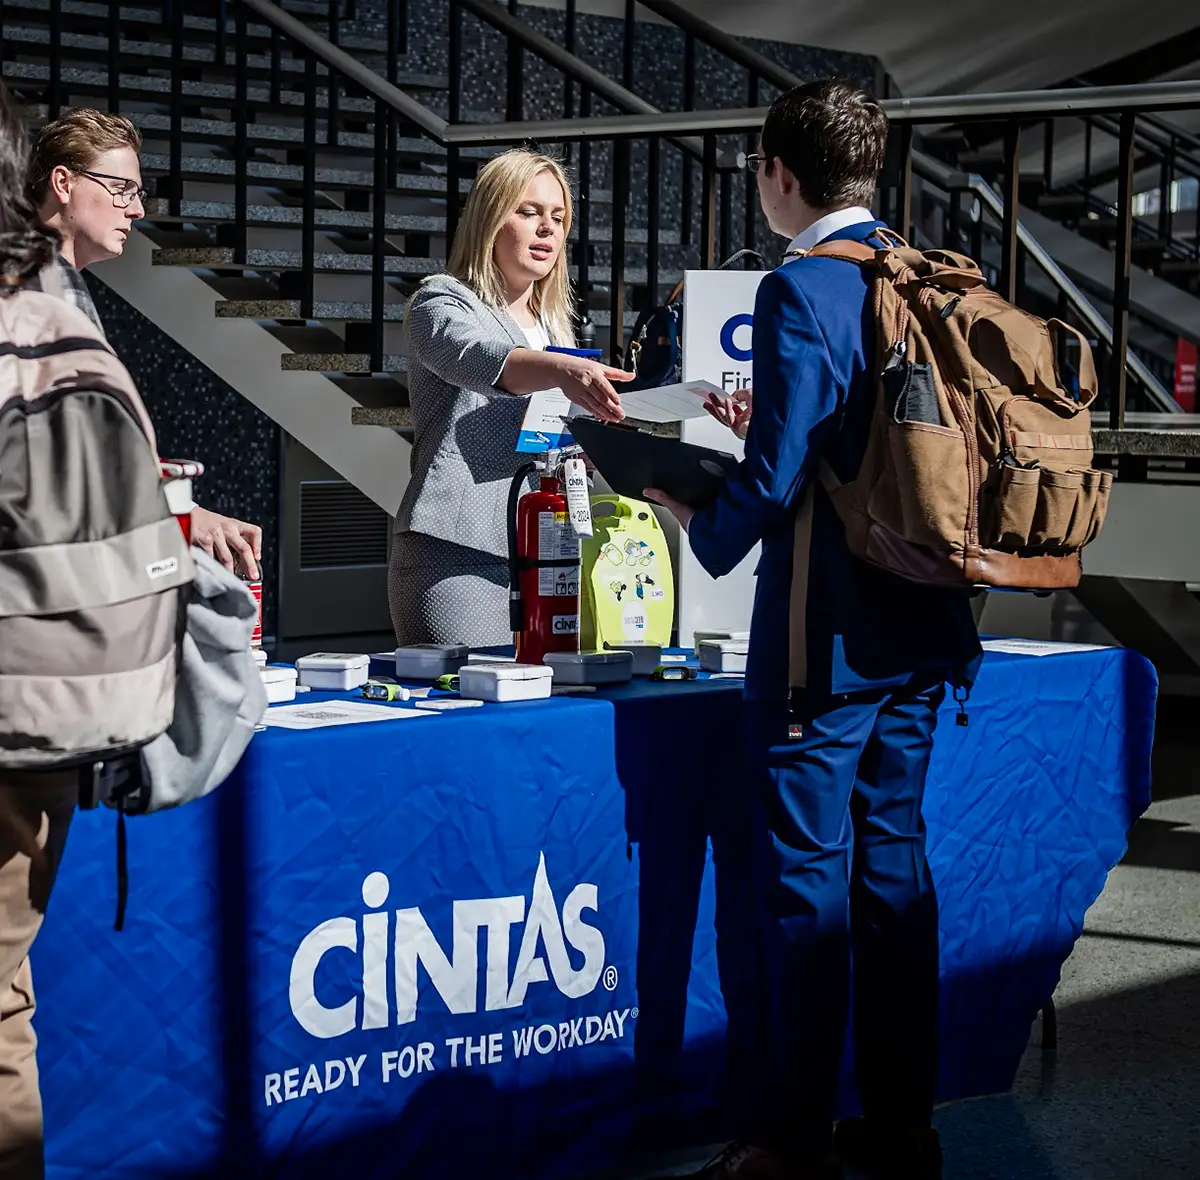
[26, 108, 142, 204]
[761, 80, 889, 210]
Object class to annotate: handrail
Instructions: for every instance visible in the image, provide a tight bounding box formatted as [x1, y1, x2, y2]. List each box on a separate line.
[631, 0, 800, 94]
[232, 6, 1200, 147]
[915, 156, 1178, 413]
[441, 80, 1200, 144]
[240, 0, 448, 140]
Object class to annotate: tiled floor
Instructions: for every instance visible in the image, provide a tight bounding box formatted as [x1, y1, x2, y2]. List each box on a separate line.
[609, 705, 1200, 1180]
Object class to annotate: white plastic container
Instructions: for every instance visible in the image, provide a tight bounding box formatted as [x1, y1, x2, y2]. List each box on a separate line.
[693, 629, 750, 658]
[604, 641, 663, 677]
[698, 638, 749, 674]
[544, 650, 634, 686]
[458, 661, 553, 702]
[295, 652, 371, 691]
[394, 644, 471, 680]
[252, 648, 268, 668]
[261, 666, 298, 704]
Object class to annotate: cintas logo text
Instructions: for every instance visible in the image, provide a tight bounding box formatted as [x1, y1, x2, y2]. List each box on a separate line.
[290, 853, 607, 1039]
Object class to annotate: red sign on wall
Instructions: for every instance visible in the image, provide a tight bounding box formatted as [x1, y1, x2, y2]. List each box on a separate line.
[1177, 338, 1198, 412]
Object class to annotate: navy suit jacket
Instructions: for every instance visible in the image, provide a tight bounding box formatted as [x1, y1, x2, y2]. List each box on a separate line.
[688, 219, 982, 702]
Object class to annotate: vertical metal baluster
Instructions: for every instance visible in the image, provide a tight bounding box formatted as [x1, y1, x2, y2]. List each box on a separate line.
[743, 73, 759, 254]
[302, 54, 317, 319]
[577, 90, 592, 324]
[233, 1, 248, 264]
[610, 138, 629, 362]
[448, 1, 461, 123]
[949, 190, 962, 249]
[647, 136, 660, 312]
[327, 2, 340, 149]
[215, 0, 227, 66]
[108, 0, 121, 112]
[719, 168, 731, 263]
[387, 0, 400, 84]
[169, 0, 183, 215]
[270, 27, 282, 105]
[49, 0, 62, 117]
[700, 133, 717, 269]
[1042, 117, 1054, 192]
[1000, 124, 1020, 304]
[622, 0, 635, 91]
[372, 99, 388, 375]
[1083, 119, 1093, 192]
[898, 123, 913, 241]
[1110, 112, 1136, 430]
[446, 1, 462, 252]
[507, 0, 522, 122]
[1159, 135, 1175, 253]
[680, 31, 695, 248]
[564, 0, 577, 120]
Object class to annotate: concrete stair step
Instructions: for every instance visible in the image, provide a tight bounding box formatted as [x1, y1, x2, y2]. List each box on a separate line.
[142, 199, 679, 247]
[0, 58, 447, 105]
[282, 353, 409, 374]
[156, 246, 657, 286]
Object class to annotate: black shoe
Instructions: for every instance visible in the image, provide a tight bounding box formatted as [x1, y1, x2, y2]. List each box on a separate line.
[833, 1119, 942, 1180]
[648, 1140, 842, 1180]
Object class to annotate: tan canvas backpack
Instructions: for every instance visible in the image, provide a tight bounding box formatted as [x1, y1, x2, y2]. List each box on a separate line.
[803, 233, 1111, 590]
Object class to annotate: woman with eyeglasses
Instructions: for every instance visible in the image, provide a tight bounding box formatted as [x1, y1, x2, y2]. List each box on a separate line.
[25, 107, 264, 581]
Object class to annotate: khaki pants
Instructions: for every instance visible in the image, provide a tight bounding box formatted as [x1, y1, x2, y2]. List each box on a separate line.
[0, 775, 76, 1180]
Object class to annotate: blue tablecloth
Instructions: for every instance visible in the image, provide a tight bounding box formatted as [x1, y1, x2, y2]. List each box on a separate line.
[33, 647, 1156, 1179]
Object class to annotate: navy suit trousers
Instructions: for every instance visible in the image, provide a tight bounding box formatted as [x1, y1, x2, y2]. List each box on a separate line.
[746, 677, 945, 1157]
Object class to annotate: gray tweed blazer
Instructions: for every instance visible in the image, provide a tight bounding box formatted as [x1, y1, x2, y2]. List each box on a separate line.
[393, 274, 564, 560]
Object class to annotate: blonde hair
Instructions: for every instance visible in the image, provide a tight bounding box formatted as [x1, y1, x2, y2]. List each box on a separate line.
[443, 149, 576, 346]
[27, 108, 142, 204]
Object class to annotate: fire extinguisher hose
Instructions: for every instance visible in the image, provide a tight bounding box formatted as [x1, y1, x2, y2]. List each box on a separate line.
[507, 461, 538, 633]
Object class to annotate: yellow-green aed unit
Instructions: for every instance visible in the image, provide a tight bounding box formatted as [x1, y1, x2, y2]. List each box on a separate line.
[581, 495, 674, 651]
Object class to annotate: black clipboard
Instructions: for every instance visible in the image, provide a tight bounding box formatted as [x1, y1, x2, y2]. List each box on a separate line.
[569, 417, 738, 508]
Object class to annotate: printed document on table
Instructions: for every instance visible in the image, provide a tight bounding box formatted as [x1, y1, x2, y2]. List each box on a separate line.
[981, 639, 1113, 658]
[261, 700, 440, 729]
[620, 379, 725, 423]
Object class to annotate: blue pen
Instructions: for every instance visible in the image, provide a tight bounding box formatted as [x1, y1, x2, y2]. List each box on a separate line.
[546, 345, 604, 359]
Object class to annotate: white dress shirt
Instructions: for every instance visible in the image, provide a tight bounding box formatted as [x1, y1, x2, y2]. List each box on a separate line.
[784, 205, 877, 258]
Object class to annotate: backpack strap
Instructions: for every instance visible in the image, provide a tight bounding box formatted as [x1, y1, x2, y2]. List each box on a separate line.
[803, 239, 878, 266]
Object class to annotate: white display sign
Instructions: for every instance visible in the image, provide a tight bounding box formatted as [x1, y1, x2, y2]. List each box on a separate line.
[675, 269, 767, 644]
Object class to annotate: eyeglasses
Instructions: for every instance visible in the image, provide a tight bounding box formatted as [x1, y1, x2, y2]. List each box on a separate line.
[78, 170, 148, 209]
[739, 152, 765, 175]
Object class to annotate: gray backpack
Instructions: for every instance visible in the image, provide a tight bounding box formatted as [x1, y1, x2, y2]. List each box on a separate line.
[0, 283, 194, 770]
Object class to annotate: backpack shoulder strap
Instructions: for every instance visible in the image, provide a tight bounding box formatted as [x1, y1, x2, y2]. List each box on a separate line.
[803, 239, 879, 266]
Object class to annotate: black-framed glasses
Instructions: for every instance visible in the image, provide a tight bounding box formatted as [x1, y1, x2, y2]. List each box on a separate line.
[739, 152, 764, 175]
[78, 170, 147, 208]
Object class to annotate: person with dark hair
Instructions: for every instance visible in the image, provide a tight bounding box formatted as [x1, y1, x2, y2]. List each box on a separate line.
[0, 80, 96, 1180]
[647, 80, 980, 1180]
[27, 107, 264, 581]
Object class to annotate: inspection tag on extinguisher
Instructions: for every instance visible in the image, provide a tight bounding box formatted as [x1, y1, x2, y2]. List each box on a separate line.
[562, 457, 593, 538]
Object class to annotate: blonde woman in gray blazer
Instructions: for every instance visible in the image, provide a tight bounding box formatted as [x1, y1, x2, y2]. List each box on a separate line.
[391, 149, 631, 647]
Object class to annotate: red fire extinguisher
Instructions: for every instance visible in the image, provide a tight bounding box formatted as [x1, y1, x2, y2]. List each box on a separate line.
[508, 450, 582, 665]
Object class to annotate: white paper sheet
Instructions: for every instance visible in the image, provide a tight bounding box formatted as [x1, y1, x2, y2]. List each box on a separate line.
[261, 700, 439, 730]
[620, 379, 725, 424]
[981, 639, 1113, 658]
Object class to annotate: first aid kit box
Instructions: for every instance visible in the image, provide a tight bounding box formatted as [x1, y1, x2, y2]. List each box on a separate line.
[459, 661, 553, 702]
[543, 649, 634, 686]
[698, 639, 748, 674]
[261, 666, 298, 704]
[295, 652, 371, 691]
[693, 629, 749, 657]
[604, 641, 662, 677]
[394, 644, 472, 680]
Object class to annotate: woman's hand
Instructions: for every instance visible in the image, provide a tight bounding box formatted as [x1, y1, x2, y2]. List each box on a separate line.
[704, 386, 752, 440]
[554, 355, 632, 422]
[191, 505, 263, 579]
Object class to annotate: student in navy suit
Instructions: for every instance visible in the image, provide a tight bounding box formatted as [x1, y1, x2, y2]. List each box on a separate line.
[647, 81, 981, 1180]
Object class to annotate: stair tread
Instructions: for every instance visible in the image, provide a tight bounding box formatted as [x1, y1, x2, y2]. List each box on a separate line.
[1, 57, 447, 99]
[143, 199, 677, 245]
[282, 353, 409, 373]
[217, 299, 408, 321]
[353, 405, 413, 428]
[156, 247, 656, 284]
